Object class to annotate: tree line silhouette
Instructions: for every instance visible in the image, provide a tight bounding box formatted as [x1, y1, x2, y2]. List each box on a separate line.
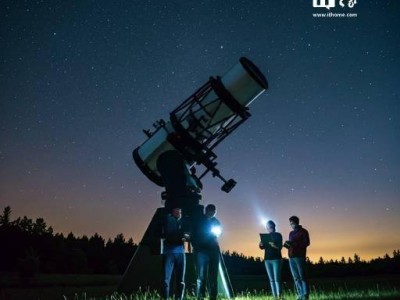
[0, 206, 135, 277]
[1, 206, 399, 280]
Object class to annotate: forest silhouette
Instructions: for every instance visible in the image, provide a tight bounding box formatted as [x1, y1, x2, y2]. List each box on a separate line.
[1, 206, 399, 281]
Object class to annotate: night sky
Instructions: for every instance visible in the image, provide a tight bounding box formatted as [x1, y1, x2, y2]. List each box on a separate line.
[1, 0, 399, 262]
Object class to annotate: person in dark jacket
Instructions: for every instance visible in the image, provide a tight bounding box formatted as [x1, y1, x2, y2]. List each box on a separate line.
[162, 207, 189, 300]
[191, 204, 221, 300]
[284, 216, 310, 300]
[259, 220, 283, 299]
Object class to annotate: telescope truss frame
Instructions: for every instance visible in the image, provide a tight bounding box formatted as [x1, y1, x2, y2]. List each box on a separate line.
[168, 77, 251, 185]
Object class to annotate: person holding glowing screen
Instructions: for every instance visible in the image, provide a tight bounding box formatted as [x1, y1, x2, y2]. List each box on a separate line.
[259, 220, 283, 300]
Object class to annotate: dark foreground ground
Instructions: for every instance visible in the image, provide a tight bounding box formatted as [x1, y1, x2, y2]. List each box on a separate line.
[1, 273, 400, 300]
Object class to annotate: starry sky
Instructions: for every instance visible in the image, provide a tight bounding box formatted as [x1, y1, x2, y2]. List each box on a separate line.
[1, 0, 399, 262]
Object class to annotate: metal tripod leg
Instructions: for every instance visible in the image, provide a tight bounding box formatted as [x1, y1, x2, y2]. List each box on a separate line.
[218, 250, 234, 298]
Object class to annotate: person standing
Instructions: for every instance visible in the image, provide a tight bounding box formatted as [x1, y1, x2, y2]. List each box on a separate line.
[259, 220, 283, 299]
[284, 216, 310, 300]
[162, 207, 189, 300]
[192, 204, 221, 300]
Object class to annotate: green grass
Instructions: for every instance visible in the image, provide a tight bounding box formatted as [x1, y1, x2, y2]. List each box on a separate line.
[56, 287, 400, 300]
[57, 288, 400, 300]
[1, 274, 400, 300]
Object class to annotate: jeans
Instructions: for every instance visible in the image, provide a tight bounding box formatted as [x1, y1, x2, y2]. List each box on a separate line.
[289, 257, 309, 300]
[162, 252, 186, 300]
[264, 259, 282, 297]
[195, 249, 220, 300]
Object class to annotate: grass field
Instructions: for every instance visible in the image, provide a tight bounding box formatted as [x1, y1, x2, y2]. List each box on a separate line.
[1, 273, 399, 300]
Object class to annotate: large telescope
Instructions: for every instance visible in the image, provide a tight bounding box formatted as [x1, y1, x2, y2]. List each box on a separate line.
[133, 57, 267, 210]
[119, 57, 268, 296]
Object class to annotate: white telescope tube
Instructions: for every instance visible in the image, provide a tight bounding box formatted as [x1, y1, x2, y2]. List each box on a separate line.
[133, 57, 267, 187]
